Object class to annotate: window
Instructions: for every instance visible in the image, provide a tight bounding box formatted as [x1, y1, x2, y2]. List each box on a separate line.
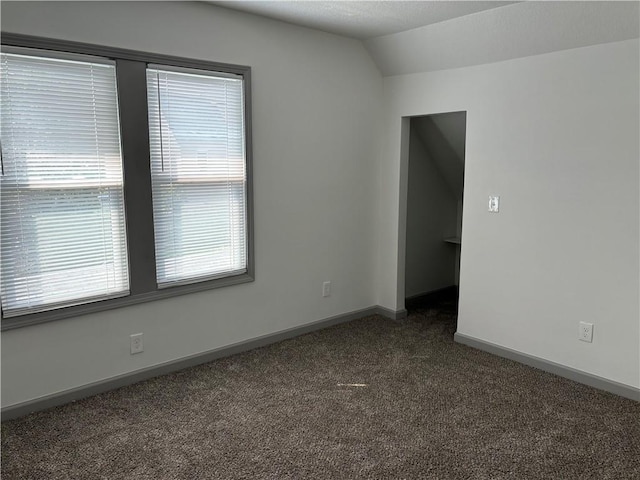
[0, 49, 129, 318]
[147, 66, 247, 286]
[0, 35, 253, 329]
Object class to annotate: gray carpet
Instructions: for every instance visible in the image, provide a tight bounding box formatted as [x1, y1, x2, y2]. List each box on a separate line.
[2, 300, 639, 479]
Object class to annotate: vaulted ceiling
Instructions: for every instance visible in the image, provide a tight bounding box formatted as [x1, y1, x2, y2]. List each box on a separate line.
[208, 1, 640, 76]
[210, 1, 516, 39]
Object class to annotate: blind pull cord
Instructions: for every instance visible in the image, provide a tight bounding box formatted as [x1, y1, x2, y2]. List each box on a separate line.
[0, 141, 4, 176]
[156, 72, 165, 172]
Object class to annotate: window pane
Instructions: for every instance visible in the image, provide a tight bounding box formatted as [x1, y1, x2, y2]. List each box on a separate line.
[147, 67, 247, 287]
[0, 51, 129, 317]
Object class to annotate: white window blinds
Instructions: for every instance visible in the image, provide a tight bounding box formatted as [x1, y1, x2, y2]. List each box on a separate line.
[146, 66, 247, 287]
[0, 50, 129, 317]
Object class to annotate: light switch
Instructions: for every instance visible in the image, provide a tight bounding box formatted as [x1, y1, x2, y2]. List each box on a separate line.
[489, 195, 500, 213]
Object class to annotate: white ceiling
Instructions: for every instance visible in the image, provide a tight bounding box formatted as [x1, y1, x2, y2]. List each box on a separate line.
[207, 1, 640, 76]
[366, 1, 640, 75]
[209, 1, 517, 39]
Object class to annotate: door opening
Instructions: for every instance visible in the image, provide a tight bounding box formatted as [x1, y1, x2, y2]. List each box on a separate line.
[402, 112, 466, 324]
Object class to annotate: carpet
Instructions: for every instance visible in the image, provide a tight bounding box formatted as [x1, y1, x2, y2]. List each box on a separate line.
[2, 298, 639, 479]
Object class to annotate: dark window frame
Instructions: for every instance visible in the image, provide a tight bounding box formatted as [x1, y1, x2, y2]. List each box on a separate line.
[0, 33, 254, 331]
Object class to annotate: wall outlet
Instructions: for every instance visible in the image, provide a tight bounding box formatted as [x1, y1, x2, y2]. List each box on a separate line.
[322, 281, 331, 297]
[130, 333, 144, 354]
[578, 322, 593, 343]
[489, 195, 500, 213]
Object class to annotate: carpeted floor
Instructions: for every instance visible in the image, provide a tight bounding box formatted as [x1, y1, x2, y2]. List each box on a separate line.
[2, 297, 639, 479]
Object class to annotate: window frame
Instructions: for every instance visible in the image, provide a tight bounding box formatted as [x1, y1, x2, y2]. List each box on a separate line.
[0, 33, 254, 331]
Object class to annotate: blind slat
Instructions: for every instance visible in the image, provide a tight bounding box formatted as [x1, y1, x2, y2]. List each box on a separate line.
[1, 51, 130, 317]
[146, 67, 247, 286]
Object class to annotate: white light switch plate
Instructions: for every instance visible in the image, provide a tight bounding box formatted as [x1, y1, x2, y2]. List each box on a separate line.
[489, 195, 500, 213]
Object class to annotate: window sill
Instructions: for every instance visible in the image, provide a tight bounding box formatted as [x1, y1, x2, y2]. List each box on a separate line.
[1, 272, 254, 331]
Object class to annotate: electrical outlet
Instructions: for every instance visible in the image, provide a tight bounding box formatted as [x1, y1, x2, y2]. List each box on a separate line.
[130, 333, 144, 354]
[322, 281, 331, 297]
[578, 322, 593, 343]
[489, 195, 500, 213]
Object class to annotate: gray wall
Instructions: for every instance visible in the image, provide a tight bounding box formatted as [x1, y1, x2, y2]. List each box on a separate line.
[376, 38, 640, 389]
[1, 1, 383, 408]
[2, 1, 638, 408]
[404, 123, 458, 298]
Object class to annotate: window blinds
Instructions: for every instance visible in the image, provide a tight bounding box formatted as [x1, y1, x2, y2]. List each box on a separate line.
[0, 50, 129, 317]
[146, 66, 247, 287]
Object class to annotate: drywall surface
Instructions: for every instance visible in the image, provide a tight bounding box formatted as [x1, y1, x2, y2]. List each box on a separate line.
[429, 113, 466, 163]
[412, 115, 465, 198]
[0, 1, 382, 407]
[377, 39, 640, 388]
[405, 124, 457, 298]
[365, 1, 640, 76]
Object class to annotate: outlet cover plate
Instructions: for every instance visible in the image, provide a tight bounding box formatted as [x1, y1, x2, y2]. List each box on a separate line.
[130, 333, 144, 354]
[578, 322, 593, 343]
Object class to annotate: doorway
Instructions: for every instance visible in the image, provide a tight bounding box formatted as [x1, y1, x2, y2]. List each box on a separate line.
[403, 112, 466, 317]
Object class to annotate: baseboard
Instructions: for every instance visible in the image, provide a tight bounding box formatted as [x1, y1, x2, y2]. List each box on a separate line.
[16, 308, 628, 421]
[454, 332, 640, 402]
[405, 285, 458, 301]
[2, 306, 383, 421]
[405, 285, 458, 310]
[374, 305, 408, 321]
